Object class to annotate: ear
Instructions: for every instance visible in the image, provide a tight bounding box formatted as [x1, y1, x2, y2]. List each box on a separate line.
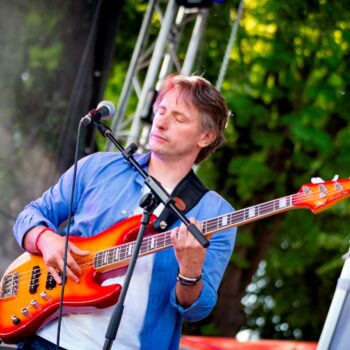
[198, 130, 215, 149]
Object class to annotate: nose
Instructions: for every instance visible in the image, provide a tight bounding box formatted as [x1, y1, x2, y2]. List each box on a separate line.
[153, 110, 169, 130]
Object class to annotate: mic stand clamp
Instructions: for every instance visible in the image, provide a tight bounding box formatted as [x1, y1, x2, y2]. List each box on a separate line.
[103, 192, 160, 350]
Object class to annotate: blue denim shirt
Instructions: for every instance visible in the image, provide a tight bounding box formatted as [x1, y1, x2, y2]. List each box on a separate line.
[13, 152, 236, 350]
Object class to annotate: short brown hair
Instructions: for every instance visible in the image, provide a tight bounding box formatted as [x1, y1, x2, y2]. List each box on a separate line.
[154, 74, 229, 164]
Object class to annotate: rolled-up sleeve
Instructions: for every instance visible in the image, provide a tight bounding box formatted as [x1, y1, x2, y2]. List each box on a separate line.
[13, 156, 90, 247]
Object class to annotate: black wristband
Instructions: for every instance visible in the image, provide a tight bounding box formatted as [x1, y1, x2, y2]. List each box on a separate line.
[177, 272, 203, 286]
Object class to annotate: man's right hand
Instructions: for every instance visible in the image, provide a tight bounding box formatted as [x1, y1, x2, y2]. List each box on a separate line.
[24, 226, 90, 284]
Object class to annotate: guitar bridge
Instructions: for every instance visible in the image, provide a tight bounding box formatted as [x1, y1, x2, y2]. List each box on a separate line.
[0, 273, 19, 298]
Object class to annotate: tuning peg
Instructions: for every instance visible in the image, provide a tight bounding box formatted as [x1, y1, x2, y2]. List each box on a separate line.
[332, 174, 339, 181]
[311, 177, 325, 184]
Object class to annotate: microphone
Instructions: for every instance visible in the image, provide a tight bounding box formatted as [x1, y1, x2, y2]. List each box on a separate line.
[80, 101, 116, 126]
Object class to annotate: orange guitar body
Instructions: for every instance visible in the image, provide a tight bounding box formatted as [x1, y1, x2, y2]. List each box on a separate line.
[0, 214, 157, 344]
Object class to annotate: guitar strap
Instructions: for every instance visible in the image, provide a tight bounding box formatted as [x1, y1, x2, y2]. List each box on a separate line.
[153, 169, 209, 233]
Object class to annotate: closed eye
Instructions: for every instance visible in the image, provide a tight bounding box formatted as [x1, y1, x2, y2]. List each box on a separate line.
[174, 112, 187, 123]
[158, 106, 166, 115]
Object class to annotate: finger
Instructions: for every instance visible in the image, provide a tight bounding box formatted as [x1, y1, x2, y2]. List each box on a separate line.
[177, 223, 188, 240]
[187, 218, 203, 243]
[189, 217, 202, 230]
[57, 259, 80, 284]
[187, 231, 203, 247]
[69, 243, 90, 256]
[48, 266, 62, 285]
[67, 252, 82, 275]
[170, 227, 180, 243]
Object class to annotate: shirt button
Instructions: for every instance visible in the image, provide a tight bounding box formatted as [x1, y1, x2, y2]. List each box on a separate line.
[121, 209, 127, 215]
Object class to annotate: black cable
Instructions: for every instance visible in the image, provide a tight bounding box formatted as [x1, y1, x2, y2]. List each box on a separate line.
[55, 0, 103, 344]
[55, 121, 83, 350]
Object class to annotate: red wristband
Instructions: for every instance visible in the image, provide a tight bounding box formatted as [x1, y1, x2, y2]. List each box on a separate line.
[34, 227, 54, 253]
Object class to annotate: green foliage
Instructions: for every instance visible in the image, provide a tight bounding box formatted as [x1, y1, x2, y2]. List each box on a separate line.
[243, 210, 350, 340]
[11, 2, 79, 153]
[200, 322, 221, 336]
[197, 0, 350, 340]
[103, 0, 350, 342]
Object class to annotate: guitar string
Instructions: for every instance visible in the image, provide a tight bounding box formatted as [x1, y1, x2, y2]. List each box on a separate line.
[0, 200, 338, 296]
[1, 185, 348, 297]
[202, 188, 345, 230]
[1, 224, 187, 296]
[4, 184, 343, 288]
[0, 232, 173, 297]
[1, 186, 346, 295]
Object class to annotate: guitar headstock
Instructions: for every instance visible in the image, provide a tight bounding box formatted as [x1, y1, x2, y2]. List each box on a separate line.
[293, 176, 350, 213]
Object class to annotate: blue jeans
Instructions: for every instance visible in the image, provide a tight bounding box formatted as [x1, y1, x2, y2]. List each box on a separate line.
[16, 335, 66, 350]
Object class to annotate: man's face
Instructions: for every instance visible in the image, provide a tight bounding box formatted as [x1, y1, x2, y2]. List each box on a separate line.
[149, 87, 212, 163]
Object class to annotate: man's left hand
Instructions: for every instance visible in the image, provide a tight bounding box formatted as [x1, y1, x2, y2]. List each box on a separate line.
[170, 217, 206, 279]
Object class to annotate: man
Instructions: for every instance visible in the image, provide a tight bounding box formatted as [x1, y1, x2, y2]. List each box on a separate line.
[13, 74, 236, 349]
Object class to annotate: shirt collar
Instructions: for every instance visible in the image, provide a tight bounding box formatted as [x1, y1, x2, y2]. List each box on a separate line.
[135, 152, 151, 167]
[132, 152, 151, 187]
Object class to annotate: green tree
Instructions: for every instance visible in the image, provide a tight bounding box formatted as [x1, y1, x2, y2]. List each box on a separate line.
[196, 0, 350, 340]
[102, 0, 350, 341]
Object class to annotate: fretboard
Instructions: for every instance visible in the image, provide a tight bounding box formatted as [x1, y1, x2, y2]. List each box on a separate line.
[93, 195, 295, 269]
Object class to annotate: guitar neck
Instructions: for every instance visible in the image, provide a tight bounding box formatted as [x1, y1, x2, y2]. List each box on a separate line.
[202, 194, 294, 235]
[93, 195, 296, 271]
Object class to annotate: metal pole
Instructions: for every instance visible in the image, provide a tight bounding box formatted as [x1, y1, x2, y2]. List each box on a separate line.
[181, 8, 209, 75]
[106, 0, 157, 151]
[126, 0, 178, 146]
[317, 254, 350, 350]
[158, 7, 185, 80]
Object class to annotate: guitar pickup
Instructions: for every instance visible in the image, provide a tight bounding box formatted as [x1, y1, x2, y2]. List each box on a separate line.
[30, 266, 41, 294]
[45, 272, 56, 290]
[45, 272, 66, 290]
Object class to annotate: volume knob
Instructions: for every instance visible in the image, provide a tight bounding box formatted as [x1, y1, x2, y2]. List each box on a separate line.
[11, 315, 21, 325]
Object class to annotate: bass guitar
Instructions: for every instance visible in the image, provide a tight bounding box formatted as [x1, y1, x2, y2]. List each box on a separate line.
[0, 176, 349, 344]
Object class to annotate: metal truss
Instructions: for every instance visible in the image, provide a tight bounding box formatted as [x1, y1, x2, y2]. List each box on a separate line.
[105, 0, 210, 152]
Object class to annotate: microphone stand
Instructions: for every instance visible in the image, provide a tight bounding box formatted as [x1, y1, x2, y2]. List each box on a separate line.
[103, 192, 159, 350]
[92, 121, 209, 350]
